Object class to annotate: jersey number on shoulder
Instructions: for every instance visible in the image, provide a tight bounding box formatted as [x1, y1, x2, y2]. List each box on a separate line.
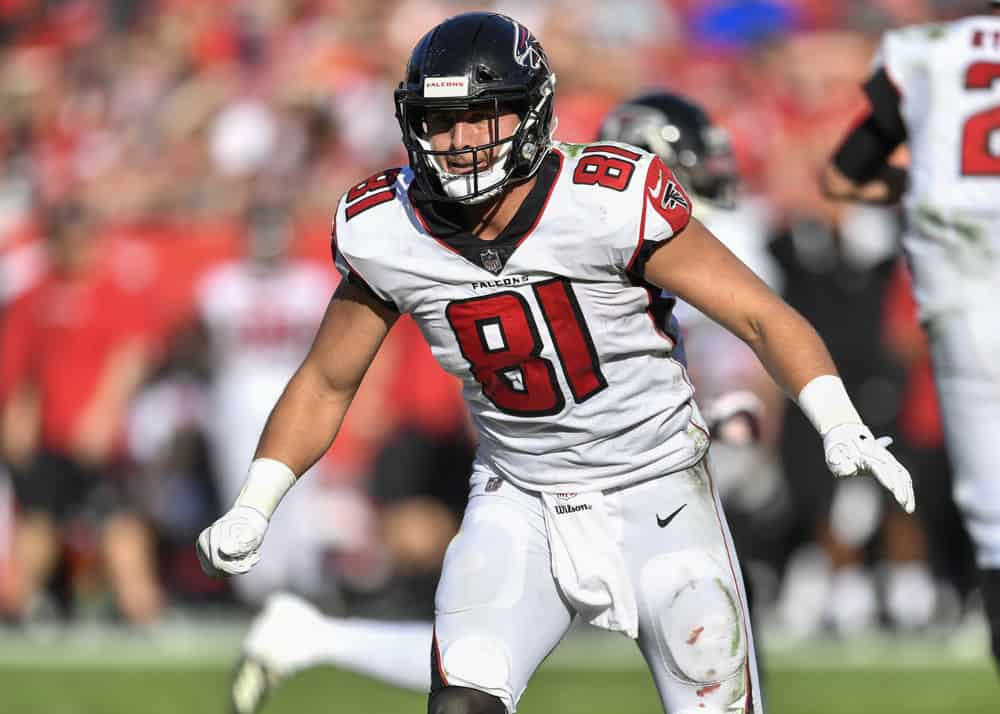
[961, 62, 1000, 176]
[446, 279, 607, 417]
[345, 169, 401, 220]
[572, 145, 641, 191]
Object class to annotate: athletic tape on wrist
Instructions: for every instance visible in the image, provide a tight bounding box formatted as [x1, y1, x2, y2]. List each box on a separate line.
[796, 374, 862, 436]
[235, 458, 297, 519]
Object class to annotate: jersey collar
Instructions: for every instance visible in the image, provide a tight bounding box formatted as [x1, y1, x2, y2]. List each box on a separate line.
[409, 150, 563, 274]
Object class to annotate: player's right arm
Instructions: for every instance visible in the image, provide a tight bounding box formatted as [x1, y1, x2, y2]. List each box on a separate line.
[254, 280, 399, 474]
[197, 279, 399, 577]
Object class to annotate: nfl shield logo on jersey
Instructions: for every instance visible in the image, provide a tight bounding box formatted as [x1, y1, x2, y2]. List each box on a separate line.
[479, 247, 504, 274]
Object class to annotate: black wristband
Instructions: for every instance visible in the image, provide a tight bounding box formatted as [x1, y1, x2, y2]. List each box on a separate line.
[832, 114, 900, 183]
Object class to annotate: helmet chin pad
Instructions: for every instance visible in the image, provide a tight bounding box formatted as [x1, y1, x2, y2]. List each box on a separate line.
[417, 134, 515, 204]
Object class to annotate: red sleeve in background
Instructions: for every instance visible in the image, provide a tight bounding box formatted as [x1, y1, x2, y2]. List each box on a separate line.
[389, 316, 466, 437]
[0, 288, 38, 405]
[882, 261, 943, 449]
[104, 219, 243, 341]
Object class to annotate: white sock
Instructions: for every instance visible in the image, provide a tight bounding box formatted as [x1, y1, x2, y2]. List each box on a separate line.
[827, 566, 878, 636]
[299, 618, 433, 691]
[886, 562, 936, 630]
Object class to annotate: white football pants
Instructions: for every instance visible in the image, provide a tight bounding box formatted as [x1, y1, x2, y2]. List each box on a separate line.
[432, 459, 763, 713]
[928, 307, 1000, 568]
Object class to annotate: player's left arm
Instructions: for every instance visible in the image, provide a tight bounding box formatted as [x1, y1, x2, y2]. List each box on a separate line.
[821, 66, 908, 204]
[644, 218, 915, 512]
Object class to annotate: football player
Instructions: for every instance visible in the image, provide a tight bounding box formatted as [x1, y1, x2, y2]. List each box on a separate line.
[201, 12, 913, 714]
[195, 200, 337, 605]
[821, 1, 1000, 667]
[226, 90, 785, 714]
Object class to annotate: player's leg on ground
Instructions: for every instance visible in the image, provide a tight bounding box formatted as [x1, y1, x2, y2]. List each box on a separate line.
[244, 593, 433, 689]
[7, 452, 86, 619]
[929, 308, 1000, 670]
[100, 511, 163, 624]
[881, 507, 937, 631]
[8, 511, 60, 617]
[232, 592, 435, 714]
[621, 460, 763, 713]
[432, 473, 574, 713]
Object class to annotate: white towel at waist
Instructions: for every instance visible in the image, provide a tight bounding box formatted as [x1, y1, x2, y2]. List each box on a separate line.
[540, 490, 638, 639]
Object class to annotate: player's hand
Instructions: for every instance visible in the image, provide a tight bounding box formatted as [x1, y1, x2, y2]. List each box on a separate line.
[823, 423, 915, 514]
[196, 505, 270, 577]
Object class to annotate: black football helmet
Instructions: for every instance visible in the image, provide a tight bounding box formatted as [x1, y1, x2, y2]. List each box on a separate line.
[598, 92, 739, 207]
[394, 12, 556, 204]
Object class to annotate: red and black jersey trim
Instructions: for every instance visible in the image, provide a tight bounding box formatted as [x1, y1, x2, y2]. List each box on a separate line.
[581, 143, 642, 161]
[628, 276, 679, 351]
[626, 239, 668, 283]
[627, 157, 691, 281]
[409, 150, 563, 274]
[430, 626, 449, 692]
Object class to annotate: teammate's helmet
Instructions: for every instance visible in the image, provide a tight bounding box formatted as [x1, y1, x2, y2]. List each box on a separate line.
[598, 92, 739, 207]
[394, 12, 557, 204]
[246, 202, 292, 267]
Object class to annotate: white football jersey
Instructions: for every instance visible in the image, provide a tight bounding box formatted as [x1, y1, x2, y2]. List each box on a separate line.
[334, 142, 710, 493]
[197, 260, 335, 500]
[875, 16, 1000, 315]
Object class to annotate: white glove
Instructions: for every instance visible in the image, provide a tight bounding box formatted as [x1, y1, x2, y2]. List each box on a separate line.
[196, 505, 270, 577]
[823, 423, 915, 514]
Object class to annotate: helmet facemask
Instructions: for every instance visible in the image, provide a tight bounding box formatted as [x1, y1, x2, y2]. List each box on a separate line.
[397, 75, 556, 205]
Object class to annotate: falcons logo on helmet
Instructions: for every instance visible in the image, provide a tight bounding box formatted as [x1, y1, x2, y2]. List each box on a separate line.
[511, 19, 548, 70]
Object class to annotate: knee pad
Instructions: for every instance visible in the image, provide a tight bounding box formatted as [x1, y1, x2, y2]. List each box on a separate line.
[435, 635, 512, 702]
[640, 549, 748, 685]
[435, 506, 528, 613]
[428, 686, 506, 714]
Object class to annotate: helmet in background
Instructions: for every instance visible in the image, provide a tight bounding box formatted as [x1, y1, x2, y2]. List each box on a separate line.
[599, 92, 739, 207]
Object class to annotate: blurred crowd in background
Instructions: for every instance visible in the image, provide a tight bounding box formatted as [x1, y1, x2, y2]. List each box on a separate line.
[0, 0, 989, 641]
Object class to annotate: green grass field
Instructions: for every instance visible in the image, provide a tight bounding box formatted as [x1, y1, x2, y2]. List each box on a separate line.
[1, 622, 995, 714]
[1, 665, 997, 714]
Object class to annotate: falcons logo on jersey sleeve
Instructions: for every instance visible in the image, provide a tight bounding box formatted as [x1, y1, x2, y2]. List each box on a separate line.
[643, 157, 692, 238]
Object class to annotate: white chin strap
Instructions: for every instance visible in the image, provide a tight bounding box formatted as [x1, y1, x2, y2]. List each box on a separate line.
[440, 162, 509, 203]
[417, 137, 514, 204]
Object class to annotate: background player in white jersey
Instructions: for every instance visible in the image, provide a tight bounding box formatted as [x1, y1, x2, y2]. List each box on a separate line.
[821, 1, 1000, 668]
[195, 200, 337, 604]
[198, 12, 913, 714]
